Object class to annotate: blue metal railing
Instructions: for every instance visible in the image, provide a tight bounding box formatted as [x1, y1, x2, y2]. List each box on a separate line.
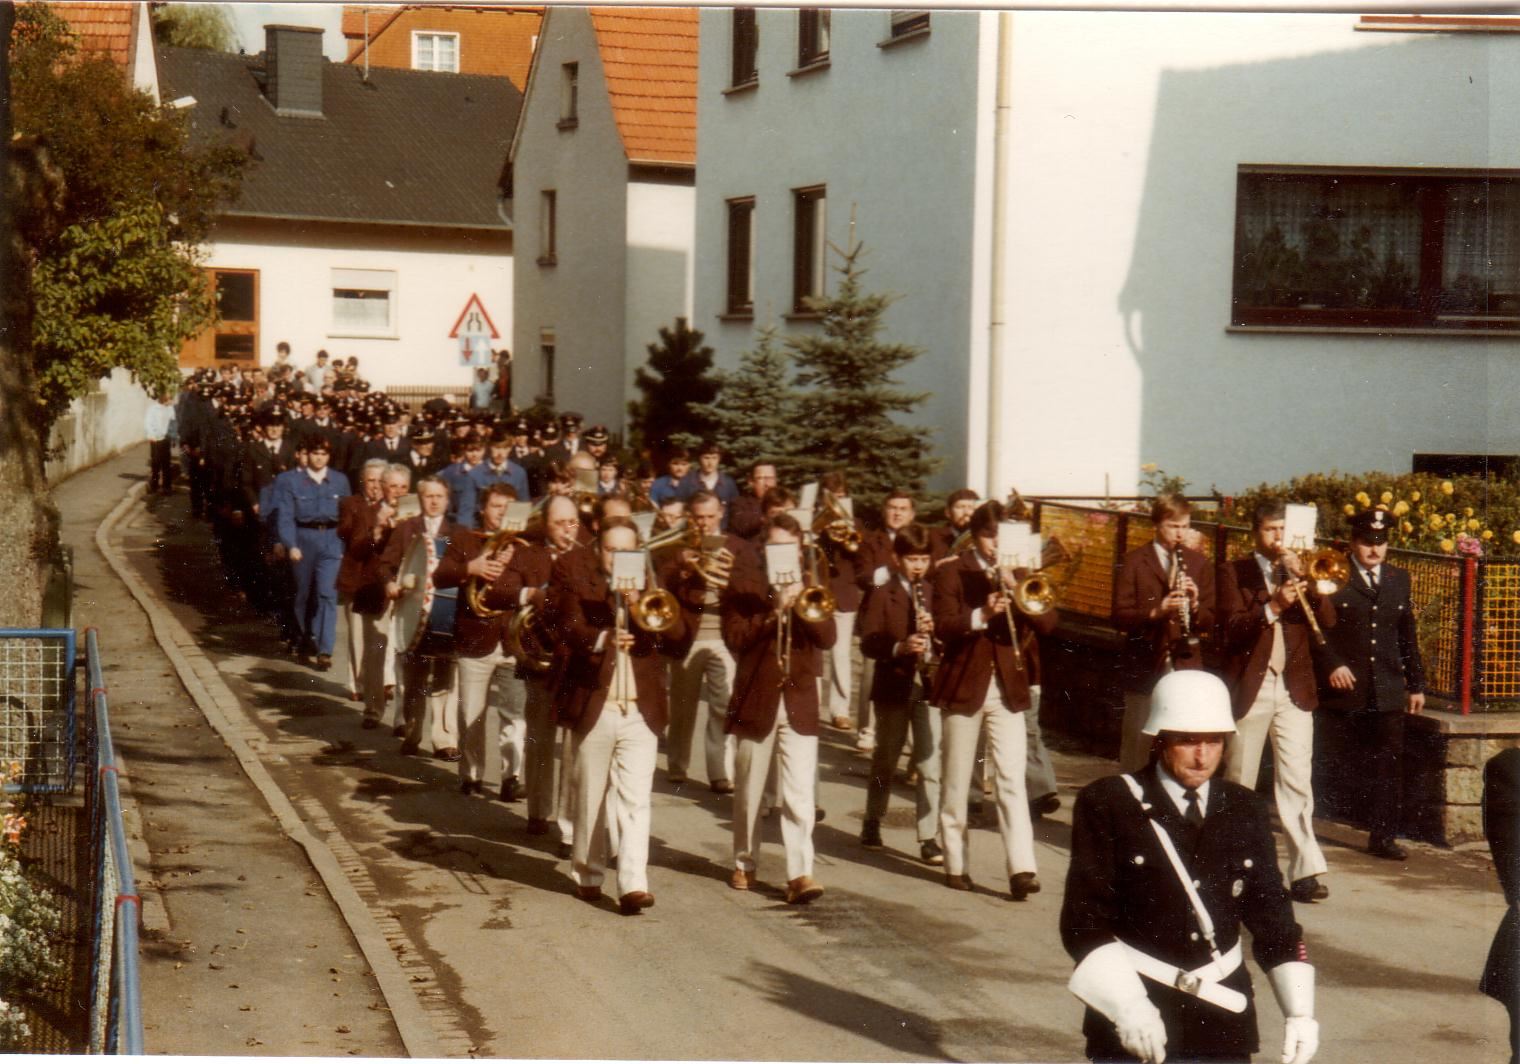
[84, 628, 143, 1055]
[0, 627, 77, 794]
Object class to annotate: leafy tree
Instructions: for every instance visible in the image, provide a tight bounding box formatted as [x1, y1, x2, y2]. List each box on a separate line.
[9, 1, 245, 431]
[698, 326, 802, 481]
[151, 3, 235, 52]
[786, 240, 939, 508]
[626, 317, 720, 460]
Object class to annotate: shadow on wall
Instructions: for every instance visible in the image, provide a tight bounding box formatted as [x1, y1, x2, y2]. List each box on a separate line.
[1117, 33, 1503, 493]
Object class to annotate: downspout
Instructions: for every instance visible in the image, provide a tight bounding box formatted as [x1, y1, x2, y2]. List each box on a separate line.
[985, 12, 1013, 498]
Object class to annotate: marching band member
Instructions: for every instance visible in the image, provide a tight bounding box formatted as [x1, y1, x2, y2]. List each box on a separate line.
[432, 483, 528, 797]
[930, 499, 1057, 900]
[728, 461, 779, 540]
[1113, 493, 1216, 773]
[665, 489, 745, 792]
[338, 459, 389, 701]
[273, 434, 352, 671]
[930, 489, 979, 561]
[381, 476, 463, 761]
[1062, 671, 1318, 1064]
[1218, 500, 1335, 901]
[350, 463, 411, 730]
[558, 520, 688, 914]
[858, 522, 943, 865]
[723, 512, 836, 904]
[817, 472, 865, 737]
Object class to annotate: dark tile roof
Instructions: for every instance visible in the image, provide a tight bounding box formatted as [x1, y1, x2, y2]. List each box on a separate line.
[157, 45, 519, 229]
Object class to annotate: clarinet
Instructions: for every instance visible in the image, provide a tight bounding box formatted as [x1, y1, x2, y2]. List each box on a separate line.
[1168, 546, 1202, 668]
[912, 579, 940, 685]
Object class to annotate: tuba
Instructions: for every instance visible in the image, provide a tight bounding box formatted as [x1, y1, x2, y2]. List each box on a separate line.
[508, 602, 555, 673]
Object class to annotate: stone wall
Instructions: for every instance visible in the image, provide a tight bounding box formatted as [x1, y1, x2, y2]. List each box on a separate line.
[46, 369, 152, 484]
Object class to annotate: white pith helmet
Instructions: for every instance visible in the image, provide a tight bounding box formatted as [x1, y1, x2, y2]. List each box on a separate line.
[1142, 671, 1237, 736]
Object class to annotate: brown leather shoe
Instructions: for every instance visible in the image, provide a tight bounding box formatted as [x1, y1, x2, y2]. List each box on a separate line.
[710, 778, 735, 795]
[830, 715, 853, 730]
[729, 868, 754, 891]
[1009, 872, 1041, 901]
[786, 876, 825, 905]
[575, 884, 602, 903]
[436, 747, 461, 763]
[399, 740, 421, 757]
[526, 818, 550, 836]
[619, 891, 655, 915]
[945, 873, 974, 891]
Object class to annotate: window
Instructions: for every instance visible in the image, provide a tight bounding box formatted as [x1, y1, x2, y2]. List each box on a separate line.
[793, 186, 827, 313]
[559, 62, 578, 128]
[331, 268, 396, 336]
[1232, 167, 1520, 332]
[181, 268, 259, 367]
[731, 9, 758, 88]
[889, 11, 931, 38]
[539, 190, 557, 265]
[412, 31, 459, 72]
[798, 9, 830, 67]
[539, 328, 556, 402]
[725, 197, 756, 316]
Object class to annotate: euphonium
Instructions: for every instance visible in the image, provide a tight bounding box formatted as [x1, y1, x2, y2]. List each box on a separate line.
[814, 492, 861, 553]
[508, 603, 555, 673]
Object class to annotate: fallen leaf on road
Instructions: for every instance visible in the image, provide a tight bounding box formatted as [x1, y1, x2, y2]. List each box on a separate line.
[336, 1025, 351, 1034]
[238, 1006, 252, 1013]
[245, 1038, 262, 1048]
[208, 962, 224, 970]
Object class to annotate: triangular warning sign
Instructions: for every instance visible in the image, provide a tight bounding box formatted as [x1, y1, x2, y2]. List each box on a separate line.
[448, 293, 500, 339]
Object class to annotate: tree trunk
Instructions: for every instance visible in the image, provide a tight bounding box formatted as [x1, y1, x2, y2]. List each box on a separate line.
[0, 0, 56, 628]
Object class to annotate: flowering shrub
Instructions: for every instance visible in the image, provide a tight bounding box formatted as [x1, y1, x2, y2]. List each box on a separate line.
[0, 762, 61, 1049]
[1229, 471, 1520, 558]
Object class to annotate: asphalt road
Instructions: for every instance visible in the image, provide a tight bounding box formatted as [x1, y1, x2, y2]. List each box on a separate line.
[78, 446, 1517, 1061]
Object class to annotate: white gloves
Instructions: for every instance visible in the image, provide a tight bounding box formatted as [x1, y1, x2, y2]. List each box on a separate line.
[1268, 961, 1318, 1064]
[1069, 942, 1168, 1064]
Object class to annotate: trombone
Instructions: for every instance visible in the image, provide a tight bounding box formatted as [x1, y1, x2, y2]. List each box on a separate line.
[778, 537, 836, 673]
[629, 546, 681, 633]
[1277, 546, 1349, 648]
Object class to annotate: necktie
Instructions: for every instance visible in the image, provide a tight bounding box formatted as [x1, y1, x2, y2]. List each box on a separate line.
[1368, 568, 1379, 593]
[1184, 788, 1204, 829]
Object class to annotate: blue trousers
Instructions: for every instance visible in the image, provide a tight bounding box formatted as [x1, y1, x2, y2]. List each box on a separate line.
[293, 528, 343, 655]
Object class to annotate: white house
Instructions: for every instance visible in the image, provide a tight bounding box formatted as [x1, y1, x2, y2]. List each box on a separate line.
[508, 6, 697, 429]
[693, 10, 1520, 496]
[160, 25, 521, 392]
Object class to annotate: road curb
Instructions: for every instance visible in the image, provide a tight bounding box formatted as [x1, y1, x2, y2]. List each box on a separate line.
[110, 747, 170, 935]
[95, 483, 441, 1058]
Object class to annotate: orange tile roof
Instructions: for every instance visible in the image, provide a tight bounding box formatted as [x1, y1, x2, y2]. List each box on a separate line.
[46, 1, 135, 68]
[341, 4, 402, 59]
[589, 7, 697, 167]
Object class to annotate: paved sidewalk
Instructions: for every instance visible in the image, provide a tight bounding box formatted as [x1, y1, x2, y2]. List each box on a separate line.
[56, 447, 405, 1056]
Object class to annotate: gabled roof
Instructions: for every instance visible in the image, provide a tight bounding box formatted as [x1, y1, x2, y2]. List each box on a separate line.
[47, 1, 135, 69]
[342, 4, 404, 57]
[157, 44, 520, 230]
[589, 7, 697, 167]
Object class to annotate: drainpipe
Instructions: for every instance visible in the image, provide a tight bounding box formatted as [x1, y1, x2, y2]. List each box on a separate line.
[985, 12, 1013, 498]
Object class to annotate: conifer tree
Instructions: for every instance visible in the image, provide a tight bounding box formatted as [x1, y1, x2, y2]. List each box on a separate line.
[787, 241, 939, 507]
[626, 317, 719, 458]
[699, 327, 802, 480]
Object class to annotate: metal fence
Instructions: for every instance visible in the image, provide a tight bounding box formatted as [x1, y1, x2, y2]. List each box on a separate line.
[1030, 499, 1486, 711]
[83, 629, 144, 1054]
[0, 626, 142, 1052]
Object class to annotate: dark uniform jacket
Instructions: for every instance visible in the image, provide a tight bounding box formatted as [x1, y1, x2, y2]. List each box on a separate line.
[239, 438, 294, 512]
[727, 495, 765, 541]
[1061, 764, 1304, 1061]
[1113, 542, 1217, 692]
[1482, 748, 1520, 1008]
[721, 549, 837, 740]
[1217, 555, 1336, 717]
[859, 574, 934, 707]
[1318, 561, 1424, 713]
[928, 549, 1056, 714]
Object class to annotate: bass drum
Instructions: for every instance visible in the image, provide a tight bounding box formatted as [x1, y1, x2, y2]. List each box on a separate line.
[390, 535, 431, 654]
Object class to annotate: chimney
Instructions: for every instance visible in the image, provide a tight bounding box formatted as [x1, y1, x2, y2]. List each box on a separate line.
[264, 25, 324, 117]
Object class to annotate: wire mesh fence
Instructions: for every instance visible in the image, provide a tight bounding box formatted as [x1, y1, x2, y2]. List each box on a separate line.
[1032, 500, 1491, 709]
[0, 629, 76, 794]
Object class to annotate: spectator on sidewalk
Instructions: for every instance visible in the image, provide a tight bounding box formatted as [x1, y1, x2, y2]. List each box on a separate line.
[144, 390, 178, 495]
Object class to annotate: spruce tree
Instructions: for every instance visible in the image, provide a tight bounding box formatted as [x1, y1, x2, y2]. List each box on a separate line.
[699, 327, 802, 480]
[626, 317, 719, 459]
[787, 241, 939, 508]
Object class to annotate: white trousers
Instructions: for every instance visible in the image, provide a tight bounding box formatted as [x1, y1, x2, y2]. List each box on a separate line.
[455, 647, 527, 784]
[359, 606, 394, 724]
[734, 712, 817, 882]
[1224, 672, 1328, 883]
[400, 654, 458, 752]
[1025, 685, 1058, 798]
[1119, 690, 1153, 773]
[666, 637, 737, 784]
[822, 610, 858, 721]
[939, 697, 1036, 878]
[570, 705, 657, 896]
[342, 599, 364, 698]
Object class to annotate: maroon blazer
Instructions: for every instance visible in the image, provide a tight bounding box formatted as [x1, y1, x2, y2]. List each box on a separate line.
[819, 526, 865, 613]
[727, 495, 765, 541]
[555, 564, 687, 736]
[1217, 555, 1335, 717]
[929, 522, 968, 563]
[721, 550, 837, 740]
[378, 515, 465, 585]
[432, 528, 528, 658]
[336, 495, 394, 613]
[1112, 542, 1217, 693]
[859, 575, 935, 707]
[928, 550, 1056, 714]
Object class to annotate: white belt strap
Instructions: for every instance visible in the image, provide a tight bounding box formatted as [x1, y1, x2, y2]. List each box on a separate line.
[1121, 773, 1222, 950]
[1123, 941, 1248, 1014]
